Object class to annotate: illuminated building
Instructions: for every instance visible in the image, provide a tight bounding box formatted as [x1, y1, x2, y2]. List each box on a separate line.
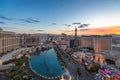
[0, 28, 20, 54]
[101, 47, 120, 68]
[96, 64, 120, 80]
[72, 52, 85, 63]
[20, 34, 40, 47]
[69, 39, 79, 48]
[113, 73, 120, 80]
[81, 36, 92, 48]
[61, 33, 68, 40]
[72, 52, 94, 69]
[94, 54, 105, 65]
[81, 35, 112, 52]
[115, 58, 120, 68]
[60, 40, 68, 50]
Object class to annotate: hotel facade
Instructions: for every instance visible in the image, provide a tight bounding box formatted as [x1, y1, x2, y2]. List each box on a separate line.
[0, 28, 20, 54]
[81, 35, 112, 52]
[20, 34, 40, 47]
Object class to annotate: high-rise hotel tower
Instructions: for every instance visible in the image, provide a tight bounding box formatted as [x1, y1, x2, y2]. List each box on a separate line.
[81, 35, 112, 52]
[0, 28, 20, 54]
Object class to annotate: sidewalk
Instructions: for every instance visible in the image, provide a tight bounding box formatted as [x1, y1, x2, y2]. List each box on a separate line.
[0, 48, 29, 62]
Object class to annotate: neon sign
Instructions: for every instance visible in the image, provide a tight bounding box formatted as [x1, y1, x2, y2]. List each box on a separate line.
[100, 66, 112, 75]
[100, 66, 103, 69]
[104, 69, 111, 74]
[114, 73, 120, 79]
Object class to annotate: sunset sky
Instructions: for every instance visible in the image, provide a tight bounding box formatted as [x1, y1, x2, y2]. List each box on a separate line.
[0, 0, 120, 35]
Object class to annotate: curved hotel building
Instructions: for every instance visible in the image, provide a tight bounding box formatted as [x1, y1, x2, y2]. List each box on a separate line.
[0, 28, 20, 55]
[81, 35, 112, 53]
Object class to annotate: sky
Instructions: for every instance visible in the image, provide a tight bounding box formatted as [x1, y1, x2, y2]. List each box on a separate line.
[0, 0, 120, 35]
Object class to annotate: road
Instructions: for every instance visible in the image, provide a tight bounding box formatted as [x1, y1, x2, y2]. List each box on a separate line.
[57, 45, 95, 80]
[0, 48, 30, 62]
[0, 73, 10, 80]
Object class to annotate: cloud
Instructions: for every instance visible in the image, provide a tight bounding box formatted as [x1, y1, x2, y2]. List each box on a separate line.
[13, 23, 26, 26]
[37, 30, 44, 32]
[64, 24, 68, 26]
[63, 30, 73, 32]
[72, 22, 81, 25]
[64, 24, 71, 27]
[31, 29, 44, 32]
[78, 24, 90, 28]
[66, 25, 71, 27]
[80, 28, 89, 31]
[52, 23, 56, 25]
[0, 15, 40, 24]
[67, 25, 71, 27]
[27, 18, 40, 23]
[2, 27, 18, 29]
[0, 21, 5, 24]
[0, 15, 13, 20]
[19, 18, 40, 23]
[64, 26, 120, 35]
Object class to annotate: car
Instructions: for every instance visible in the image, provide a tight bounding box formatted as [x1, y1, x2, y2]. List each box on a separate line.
[96, 73, 100, 77]
[101, 77, 104, 80]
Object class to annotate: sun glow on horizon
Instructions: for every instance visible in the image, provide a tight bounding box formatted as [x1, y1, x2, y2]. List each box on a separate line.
[62, 26, 120, 35]
[85, 15, 120, 29]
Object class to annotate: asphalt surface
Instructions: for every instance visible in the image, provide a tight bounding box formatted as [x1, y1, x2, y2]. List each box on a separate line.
[0, 46, 96, 80]
[0, 48, 28, 62]
[0, 73, 10, 80]
[0, 48, 30, 80]
[57, 46, 95, 80]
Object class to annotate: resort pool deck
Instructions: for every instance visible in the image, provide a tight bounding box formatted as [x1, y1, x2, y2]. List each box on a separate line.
[29, 48, 64, 79]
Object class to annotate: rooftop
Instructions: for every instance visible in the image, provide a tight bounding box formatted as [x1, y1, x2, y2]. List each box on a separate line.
[102, 47, 120, 59]
[0, 27, 3, 31]
[102, 63, 120, 75]
[0, 64, 15, 71]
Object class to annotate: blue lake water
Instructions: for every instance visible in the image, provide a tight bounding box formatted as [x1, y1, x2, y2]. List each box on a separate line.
[29, 48, 64, 78]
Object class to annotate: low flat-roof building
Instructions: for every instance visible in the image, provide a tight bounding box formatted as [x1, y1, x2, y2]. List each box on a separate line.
[102, 47, 120, 68]
[94, 54, 105, 65]
[96, 64, 120, 80]
[0, 64, 15, 71]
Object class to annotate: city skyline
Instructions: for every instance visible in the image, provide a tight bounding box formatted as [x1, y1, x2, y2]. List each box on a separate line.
[0, 0, 120, 35]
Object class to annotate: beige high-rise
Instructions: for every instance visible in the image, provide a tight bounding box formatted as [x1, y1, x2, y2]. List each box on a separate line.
[20, 34, 40, 47]
[81, 35, 112, 52]
[0, 28, 20, 55]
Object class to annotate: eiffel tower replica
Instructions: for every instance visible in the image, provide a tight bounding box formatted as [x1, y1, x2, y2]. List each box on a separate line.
[73, 27, 79, 52]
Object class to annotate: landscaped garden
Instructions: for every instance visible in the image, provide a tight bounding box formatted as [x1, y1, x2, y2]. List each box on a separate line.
[85, 63, 100, 73]
[3, 53, 34, 80]
[54, 45, 66, 67]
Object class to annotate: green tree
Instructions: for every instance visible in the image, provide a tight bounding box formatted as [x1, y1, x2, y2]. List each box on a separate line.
[76, 68, 82, 77]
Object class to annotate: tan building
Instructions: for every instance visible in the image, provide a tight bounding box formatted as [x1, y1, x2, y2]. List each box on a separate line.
[20, 34, 40, 47]
[115, 58, 120, 68]
[81, 36, 92, 48]
[72, 52, 85, 63]
[81, 35, 112, 52]
[94, 54, 105, 65]
[0, 28, 20, 54]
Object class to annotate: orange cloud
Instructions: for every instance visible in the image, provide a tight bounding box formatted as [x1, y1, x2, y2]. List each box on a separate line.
[64, 26, 120, 35]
